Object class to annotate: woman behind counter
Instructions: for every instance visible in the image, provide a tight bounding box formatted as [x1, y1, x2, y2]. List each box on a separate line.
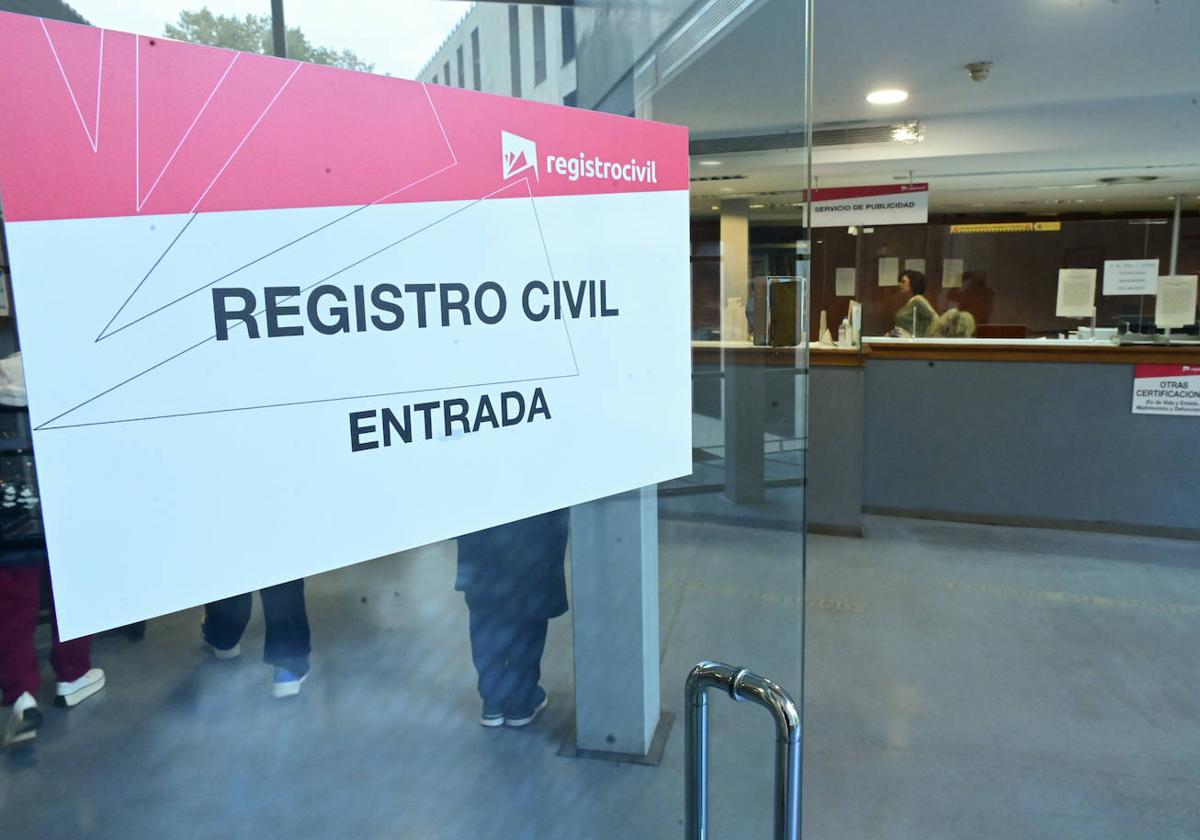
[893, 269, 938, 337]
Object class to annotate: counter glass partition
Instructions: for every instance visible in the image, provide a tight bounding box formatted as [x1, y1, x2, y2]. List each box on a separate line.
[799, 216, 1200, 341]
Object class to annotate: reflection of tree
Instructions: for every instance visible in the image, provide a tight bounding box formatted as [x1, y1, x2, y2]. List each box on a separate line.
[165, 7, 375, 72]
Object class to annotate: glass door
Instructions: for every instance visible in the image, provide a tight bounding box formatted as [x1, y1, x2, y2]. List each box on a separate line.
[0, 1, 811, 838]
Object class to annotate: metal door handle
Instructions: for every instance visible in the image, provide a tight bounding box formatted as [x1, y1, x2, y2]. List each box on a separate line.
[686, 661, 802, 840]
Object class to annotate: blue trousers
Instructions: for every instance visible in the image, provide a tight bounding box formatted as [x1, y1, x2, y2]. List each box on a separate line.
[468, 610, 548, 714]
[203, 579, 311, 674]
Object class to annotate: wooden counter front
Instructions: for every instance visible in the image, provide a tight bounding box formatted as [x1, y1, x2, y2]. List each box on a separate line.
[691, 341, 863, 367]
[862, 339, 1200, 365]
[691, 339, 1200, 366]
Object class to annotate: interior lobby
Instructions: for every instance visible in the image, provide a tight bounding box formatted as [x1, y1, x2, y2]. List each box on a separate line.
[1, 1, 1197, 839]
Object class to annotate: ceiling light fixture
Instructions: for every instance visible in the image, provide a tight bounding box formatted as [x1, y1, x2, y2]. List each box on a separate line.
[697, 160, 722, 167]
[891, 121, 923, 144]
[749, 204, 765, 209]
[964, 62, 993, 82]
[867, 88, 908, 105]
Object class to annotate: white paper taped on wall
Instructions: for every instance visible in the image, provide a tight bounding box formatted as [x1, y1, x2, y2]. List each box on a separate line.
[1155, 276, 1199, 328]
[1056, 269, 1097, 319]
[1103, 259, 1159, 296]
[878, 257, 899, 287]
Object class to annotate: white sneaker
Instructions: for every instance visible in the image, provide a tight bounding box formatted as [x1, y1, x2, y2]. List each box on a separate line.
[3, 692, 43, 750]
[272, 668, 307, 699]
[55, 668, 106, 707]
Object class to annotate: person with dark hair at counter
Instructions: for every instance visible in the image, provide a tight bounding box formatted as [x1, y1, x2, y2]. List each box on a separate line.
[455, 510, 569, 728]
[894, 269, 938, 337]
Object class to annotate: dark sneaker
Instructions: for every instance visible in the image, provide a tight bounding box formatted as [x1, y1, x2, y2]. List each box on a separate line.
[201, 621, 241, 660]
[505, 688, 548, 728]
[3, 692, 43, 750]
[55, 668, 106, 707]
[205, 641, 241, 660]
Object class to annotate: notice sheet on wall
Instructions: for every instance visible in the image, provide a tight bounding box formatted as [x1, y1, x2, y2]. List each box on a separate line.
[1055, 269, 1097, 319]
[1103, 259, 1159, 296]
[905, 258, 925, 275]
[942, 259, 964, 288]
[878, 257, 899, 287]
[1155, 275, 1199, 328]
[1132, 364, 1200, 416]
[835, 268, 857, 297]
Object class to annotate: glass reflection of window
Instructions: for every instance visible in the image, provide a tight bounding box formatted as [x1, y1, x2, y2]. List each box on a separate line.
[471, 27, 481, 91]
[533, 6, 546, 85]
[561, 7, 575, 65]
[456, 44, 465, 88]
[508, 5, 521, 97]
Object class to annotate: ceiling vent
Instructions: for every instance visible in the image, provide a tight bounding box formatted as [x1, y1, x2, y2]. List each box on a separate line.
[1097, 176, 1160, 185]
[659, 0, 758, 80]
[691, 123, 899, 156]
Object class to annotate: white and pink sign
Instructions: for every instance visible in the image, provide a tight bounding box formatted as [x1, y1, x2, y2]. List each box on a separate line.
[0, 13, 692, 637]
[1132, 364, 1200, 416]
[806, 183, 928, 228]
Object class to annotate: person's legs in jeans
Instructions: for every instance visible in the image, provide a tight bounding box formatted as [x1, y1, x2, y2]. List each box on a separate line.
[468, 609, 518, 714]
[202, 591, 253, 653]
[259, 579, 310, 675]
[0, 565, 42, 706]
[505, 619, 548, 716]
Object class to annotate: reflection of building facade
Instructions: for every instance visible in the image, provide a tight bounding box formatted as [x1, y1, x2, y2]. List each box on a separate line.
[416, 3, 577, 107]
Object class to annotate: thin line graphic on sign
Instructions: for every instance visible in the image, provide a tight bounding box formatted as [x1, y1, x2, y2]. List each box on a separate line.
[421, 82, 459, 168]
[114, 59, 305, 340]
[95, 28, 103, 151]
[42, 177, 571, 430]
[97, 77, 461, 343]
[37, 372, 581, 431]
[94, 213, 200, 343]
[523, 180, 579, 377]
[189, 61, 302, 214]
[137, 50, 240, 212]
[41, 19, 103, 153]
[135, 33, 139, 209]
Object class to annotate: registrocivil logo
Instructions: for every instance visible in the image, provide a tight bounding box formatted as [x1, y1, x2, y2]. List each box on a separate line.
[500, 130, 658, 185]
[501, 131, 539, 181]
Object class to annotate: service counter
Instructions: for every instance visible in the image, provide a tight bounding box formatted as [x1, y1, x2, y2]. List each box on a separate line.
[687, 339, 1200, 539]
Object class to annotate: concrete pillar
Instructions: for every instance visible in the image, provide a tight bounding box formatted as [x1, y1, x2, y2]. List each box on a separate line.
[570, 486, 660, 756]
[720, 198, 750, 339]
[724, 361, 766, 504]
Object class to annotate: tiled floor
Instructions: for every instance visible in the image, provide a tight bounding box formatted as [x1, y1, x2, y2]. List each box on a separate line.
[3, 515, 1197, 839]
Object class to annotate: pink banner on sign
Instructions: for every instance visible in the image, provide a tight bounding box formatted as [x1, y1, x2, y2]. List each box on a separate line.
[0, 11, 688, 222]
